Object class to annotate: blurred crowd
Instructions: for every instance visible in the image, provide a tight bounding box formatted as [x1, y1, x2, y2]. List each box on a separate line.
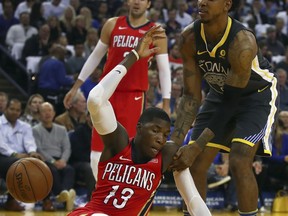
[0, 0, 288, 212]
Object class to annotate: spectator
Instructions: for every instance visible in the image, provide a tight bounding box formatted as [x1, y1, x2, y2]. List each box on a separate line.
[0, 0, 19, 45]
[69, 0, 81, 15]
[165, 8, 182, 38]
[54, 91, 86, 132]
[151, 0, 168, 23]
[79, 7, 100, 30]
[95, 1, 110, 24]
[175, 0, 193, 29]
[14, 0, 35, 19]
[249, 0, 268, 24]
[68, 15, 87, 45]
[275, 48, 288, 80]
[0, 91, 8, 115]
[46, 15, 61, 43]
[146, 70, 162, 108]
[21, 23, 50, 65]
[5, 11, 37, 48]
[20, 94, 44, 127]
[276, 4, 288, 35]
[29, 1, 46, 29]
[42, 0, 65, 20]
[264, 111, 288, 190]
[83, 27, 99, 58]
[69, 112, 96, 200]
[169, 42, 183, 72]
[33, 102, 76, 211]
[276, 68, 288, 111]
[37, 44, 74, 115]
[275, 17, 288, 47]
[265, 26, 286, 56]
[262, 0, 278, 24]
[207, 153, 237, 211]
[66, 41, 86, 75]
[0, 98, 51, 211]
[59, 6, 76, 36]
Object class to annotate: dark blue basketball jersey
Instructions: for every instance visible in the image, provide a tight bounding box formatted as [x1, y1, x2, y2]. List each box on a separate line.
[194, 16, 275, 95]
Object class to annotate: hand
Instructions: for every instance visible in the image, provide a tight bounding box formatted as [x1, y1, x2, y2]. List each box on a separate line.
[215, 163, 229, 176]
[54, 159, 67, 170]
[15, 153, 29, 158]
[252, 161, 262, 175]
[29, 152, 44, 161]
[284, 155, 288, 163]
[170, 144, 202, 171]
[63, 88, 77, 109]
[135, 25, 166, 59]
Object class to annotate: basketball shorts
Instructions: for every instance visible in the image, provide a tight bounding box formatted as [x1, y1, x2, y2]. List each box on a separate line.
[91, 91, 145, 152]
[190, 82, 278, 156]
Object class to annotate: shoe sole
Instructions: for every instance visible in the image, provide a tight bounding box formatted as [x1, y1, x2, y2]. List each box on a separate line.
[208, 176, 231, 189]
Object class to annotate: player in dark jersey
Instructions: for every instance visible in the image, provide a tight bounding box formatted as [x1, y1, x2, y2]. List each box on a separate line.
[63, 0, 171, 182]
[169, 1, 278, 216]
[68, 26, 211, 216]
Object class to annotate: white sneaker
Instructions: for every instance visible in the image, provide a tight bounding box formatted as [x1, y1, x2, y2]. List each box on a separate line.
[208, 176, 231, 189]
[56, 190, 69, 202]
[66, 189, 76, 211]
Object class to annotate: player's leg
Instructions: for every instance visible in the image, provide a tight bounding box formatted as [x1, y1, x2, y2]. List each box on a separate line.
[189, 146, 220, 198]
[229, 141, 260, 215]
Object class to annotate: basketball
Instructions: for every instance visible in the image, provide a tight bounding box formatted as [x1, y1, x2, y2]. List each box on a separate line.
[6, 158, 53, 203]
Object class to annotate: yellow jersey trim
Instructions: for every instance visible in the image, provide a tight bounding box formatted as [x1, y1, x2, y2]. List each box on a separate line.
[200, 17, 232, 58]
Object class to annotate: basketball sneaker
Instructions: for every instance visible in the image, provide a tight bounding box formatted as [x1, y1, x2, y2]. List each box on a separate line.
[207, 175, 231, 189]
[66, 189, 76, 211]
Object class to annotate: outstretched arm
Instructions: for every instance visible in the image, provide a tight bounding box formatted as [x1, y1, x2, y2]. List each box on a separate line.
[63, 17, 117, 109]
[170, 25, 202, 146]
[87, 25, 166, 154]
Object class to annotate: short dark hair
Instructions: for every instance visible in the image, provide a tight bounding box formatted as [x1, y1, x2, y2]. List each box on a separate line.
[138, 107, 170, 124]
[7, 98, 21, 108]
[229, 0, 241, 12]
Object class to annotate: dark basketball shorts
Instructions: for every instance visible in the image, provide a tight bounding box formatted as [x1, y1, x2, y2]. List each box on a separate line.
[190, 81, 278, 156]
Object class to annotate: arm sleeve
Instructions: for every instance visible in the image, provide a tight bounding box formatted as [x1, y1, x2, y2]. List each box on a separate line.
[173, 169, 212, 216]
[208, 84, 243, 137]
[87, 65, 127, 135]
[78, 40, 109, 82]
[156, 54, 171, 99]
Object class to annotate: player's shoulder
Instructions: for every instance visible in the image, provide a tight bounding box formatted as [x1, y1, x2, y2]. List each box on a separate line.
[105, 17, 119, 26]
[230, 29, 257, 51]
[180, 22, 197, 45]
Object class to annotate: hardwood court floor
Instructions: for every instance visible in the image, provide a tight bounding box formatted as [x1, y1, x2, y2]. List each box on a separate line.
[0, 209, 286, 216]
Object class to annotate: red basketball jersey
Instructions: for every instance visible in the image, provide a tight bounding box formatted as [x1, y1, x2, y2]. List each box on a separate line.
[102, 16, 155, 92]
[85, 141, 163, 215]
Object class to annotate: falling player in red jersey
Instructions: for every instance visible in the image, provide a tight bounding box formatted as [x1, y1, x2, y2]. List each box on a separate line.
[68, 26, 211, 216]
[63, 0, 171, 181]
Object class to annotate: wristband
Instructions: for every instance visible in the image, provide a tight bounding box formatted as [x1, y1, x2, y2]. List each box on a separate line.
[131, 49, 140, 61]
[11, 152, 17, 157]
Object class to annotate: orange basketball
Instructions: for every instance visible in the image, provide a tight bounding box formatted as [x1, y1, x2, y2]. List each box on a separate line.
[6, 158, 53, 203]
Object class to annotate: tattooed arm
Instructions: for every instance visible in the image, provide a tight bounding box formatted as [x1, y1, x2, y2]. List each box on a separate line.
[170, 30, 257, 171]
[170, 24, 203, 147]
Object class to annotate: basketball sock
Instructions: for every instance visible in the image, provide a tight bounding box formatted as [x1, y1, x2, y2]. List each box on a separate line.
[238, 209, 258, 216]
